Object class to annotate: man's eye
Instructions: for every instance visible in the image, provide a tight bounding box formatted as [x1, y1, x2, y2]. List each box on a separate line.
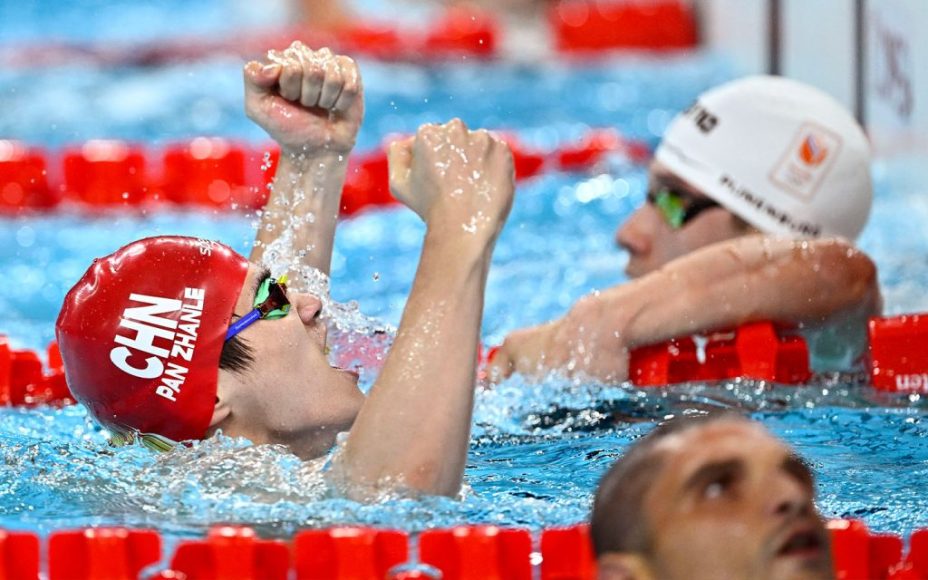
[704, 482, 725, 499]
[703, 474, 736, 499]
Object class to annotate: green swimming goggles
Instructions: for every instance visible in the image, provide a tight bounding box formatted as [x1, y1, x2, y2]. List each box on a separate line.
[225, 275, 291, 341]
[109, 428, 177, 452]
[647, 186, 720, 229]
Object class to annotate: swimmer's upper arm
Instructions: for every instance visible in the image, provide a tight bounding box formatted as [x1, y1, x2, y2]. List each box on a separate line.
[811, 239, 881, 317]
[608, 235, 881, 351]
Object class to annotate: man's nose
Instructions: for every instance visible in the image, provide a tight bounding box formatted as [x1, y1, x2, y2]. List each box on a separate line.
[615, 205, 655, 255]
[767, 473, 814, 519]
[290, 292, 324, 325]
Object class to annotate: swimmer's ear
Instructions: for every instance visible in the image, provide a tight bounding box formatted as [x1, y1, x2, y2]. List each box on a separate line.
[597, 553, 654, 580]
[209, 395, 232, 430]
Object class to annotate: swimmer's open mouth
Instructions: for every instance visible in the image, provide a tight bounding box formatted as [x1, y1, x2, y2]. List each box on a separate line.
[777, 528, 826, 559]
[331, 364, 361, 382]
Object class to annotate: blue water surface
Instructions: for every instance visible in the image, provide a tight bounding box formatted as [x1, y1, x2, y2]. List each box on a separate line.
[1, 0, 928, 551]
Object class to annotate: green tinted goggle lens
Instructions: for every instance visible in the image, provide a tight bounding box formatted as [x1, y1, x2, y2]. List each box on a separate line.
[109, 427, 176, 453]
[653, 188, 686, 229]
[225, 275, 292, 342]
[254, 277, 290, 319]
[647, 186, 721, 229]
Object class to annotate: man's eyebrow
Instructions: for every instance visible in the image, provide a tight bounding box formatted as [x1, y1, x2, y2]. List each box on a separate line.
[681, 458, 743, 495]
[782, 454, 815, 491]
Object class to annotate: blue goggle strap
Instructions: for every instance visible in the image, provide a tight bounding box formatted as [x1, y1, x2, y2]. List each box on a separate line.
[225, 308, 261, 341]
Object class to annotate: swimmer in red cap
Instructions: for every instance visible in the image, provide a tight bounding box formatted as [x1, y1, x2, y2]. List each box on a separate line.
[489, 76, 882, 383]
[56, 42, 515, 498]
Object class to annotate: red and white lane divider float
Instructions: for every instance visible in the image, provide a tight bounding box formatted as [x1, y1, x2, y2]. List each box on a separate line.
[6, 312, 928, 412]
[0, 519, 924, 579]
[484, 316, 928, 393]
[0, 1, 697, 69]
[612, 312, 928, 392]
[0, 337, 72, 408]
[0, 129, 650, 216]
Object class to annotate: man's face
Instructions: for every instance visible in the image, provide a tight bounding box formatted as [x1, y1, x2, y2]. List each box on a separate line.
[628, 420, 832, 580]
[219, 263, 364, 451]
[615, 163, 747, 278]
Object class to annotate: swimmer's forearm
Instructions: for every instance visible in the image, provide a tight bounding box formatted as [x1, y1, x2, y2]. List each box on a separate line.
[299, 0, 350, 28]
[335, 235, 492, 498]
[603, 236, 880, 350]
[249, 151, 349, 274]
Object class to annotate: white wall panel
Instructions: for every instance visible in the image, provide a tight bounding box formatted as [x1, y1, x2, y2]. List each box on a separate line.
[698, 0, 768, 75]
[781, 0, 856, 110]
[697, 0, 928, 163]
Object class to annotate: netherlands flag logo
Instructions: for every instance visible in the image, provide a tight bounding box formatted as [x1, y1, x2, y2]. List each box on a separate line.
[798, 134, 828, 166]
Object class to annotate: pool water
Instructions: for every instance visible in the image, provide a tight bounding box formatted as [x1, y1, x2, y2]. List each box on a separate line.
[2, 0, 928, 548]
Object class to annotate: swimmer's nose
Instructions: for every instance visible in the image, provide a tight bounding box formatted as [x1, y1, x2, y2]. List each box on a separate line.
[291, 292, 323, 325]
[767, 470, 813, 520]
[616, 205, 653, 256]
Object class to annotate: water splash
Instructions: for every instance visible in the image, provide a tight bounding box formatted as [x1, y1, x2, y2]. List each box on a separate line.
[2, 376, 927, 539]
[258, 201, 396, 387]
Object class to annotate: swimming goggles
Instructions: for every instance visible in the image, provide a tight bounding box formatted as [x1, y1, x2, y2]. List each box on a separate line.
[109, 428, 177, 452]
[225, 275, 291, 341]
[647, 186, 720, 229]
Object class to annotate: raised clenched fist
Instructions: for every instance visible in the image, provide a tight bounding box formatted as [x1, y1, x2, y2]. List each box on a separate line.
[244, 41, 364, 157]
[388, 119, 515, 245]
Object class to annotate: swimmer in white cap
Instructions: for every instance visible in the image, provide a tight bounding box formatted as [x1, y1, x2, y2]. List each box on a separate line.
[489, 76, 881, 382]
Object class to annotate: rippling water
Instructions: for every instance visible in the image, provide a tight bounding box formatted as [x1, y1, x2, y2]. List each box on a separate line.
[2, 161, 928, 543]
[1, 381, 927, 541]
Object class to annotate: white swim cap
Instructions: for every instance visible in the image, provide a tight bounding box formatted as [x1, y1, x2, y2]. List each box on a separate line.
[654, 76, 872, 240]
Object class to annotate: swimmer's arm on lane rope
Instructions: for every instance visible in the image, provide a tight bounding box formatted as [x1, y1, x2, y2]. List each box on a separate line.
[603, 235, 881, 349]
[490, 235, 879, 382]
[329, 121, 514, 499]
[242, 44, 364, 274]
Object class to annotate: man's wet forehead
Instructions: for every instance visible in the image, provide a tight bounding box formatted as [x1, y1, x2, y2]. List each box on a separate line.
[642, 420, 794, 512]
[652, 420, 784, 461]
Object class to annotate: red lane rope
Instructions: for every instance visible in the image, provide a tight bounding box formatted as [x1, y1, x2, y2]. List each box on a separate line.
[4, 311, 926, 412]
[0, 520, 918, 579]
[483, 314, 928, 395]
[0, 1, 697, 69]
[0, 10, 495, 70]
[0, 129, 651, 216]
[0, 337, 72, 408]
[628, 321, 812, 386]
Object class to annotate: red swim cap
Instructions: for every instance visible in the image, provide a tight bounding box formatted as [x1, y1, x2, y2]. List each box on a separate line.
[56, 236, 250, 442]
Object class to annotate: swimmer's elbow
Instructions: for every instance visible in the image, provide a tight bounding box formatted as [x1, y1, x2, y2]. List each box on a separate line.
[816, 240, 879, 309]
[402, 463, 462, 498]
[329, 456, 461, 501]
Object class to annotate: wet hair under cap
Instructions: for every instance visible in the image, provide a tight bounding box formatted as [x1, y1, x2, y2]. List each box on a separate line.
[590, 411, 749, 556]
[219, 334, 255, 374]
